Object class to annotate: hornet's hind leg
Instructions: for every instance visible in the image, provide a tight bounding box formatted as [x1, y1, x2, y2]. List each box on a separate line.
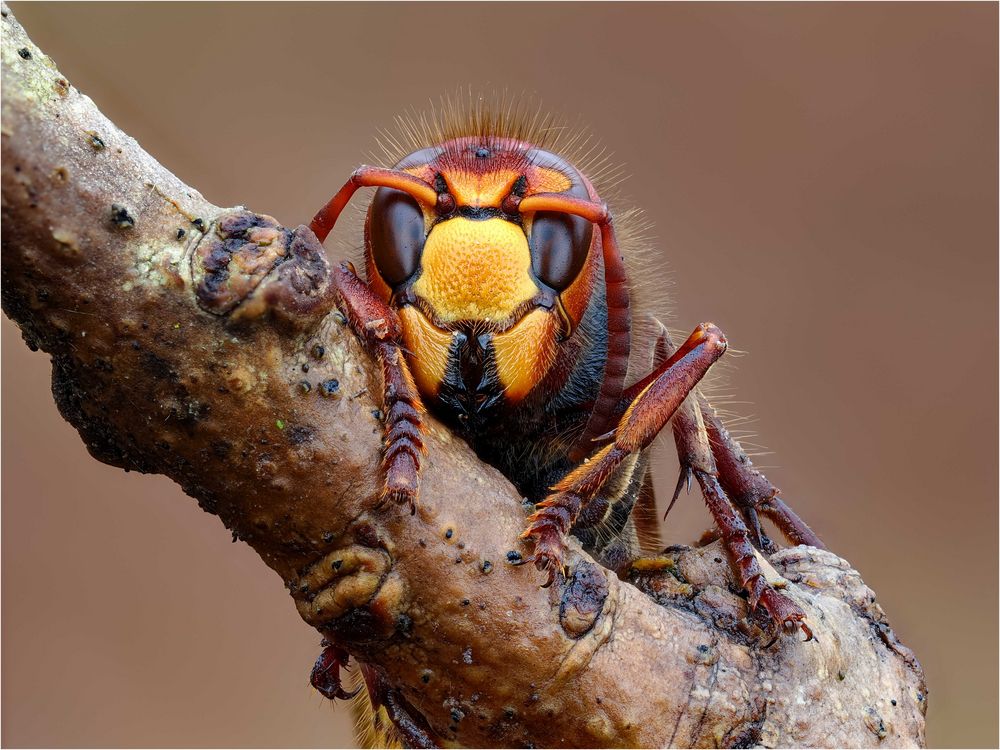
[353, 663, 440, 749]
[310, 640, 360, 701]
[310, 645, 440, 749]
[332, 262, 427, 512]
[655, 324, 816, 639]
[698, 394, 824, 551]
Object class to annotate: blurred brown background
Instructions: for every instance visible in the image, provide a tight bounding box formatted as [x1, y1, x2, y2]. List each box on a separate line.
[2, 3, 996, 747]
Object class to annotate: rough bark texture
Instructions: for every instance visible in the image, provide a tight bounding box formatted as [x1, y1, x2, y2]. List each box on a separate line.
[1, 7, 926, 747]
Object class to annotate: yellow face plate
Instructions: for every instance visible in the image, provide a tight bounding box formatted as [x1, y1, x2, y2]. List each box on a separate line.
[412, 217, 538, 326]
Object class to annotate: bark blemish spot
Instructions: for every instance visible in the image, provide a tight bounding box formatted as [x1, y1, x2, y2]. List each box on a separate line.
[192, 210, 285, 314]
[85, 131, 105, 150]
[864, 707, 888, 739]
[559, 561, 609, 639]
[691, 643, 718, 666]
[110, 203, 135, 229]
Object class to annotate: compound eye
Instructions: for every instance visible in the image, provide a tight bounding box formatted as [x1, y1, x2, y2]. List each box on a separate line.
[530, 212, 592, 290]
[529, 204, 593, 291]
[369, 186, 426, 287]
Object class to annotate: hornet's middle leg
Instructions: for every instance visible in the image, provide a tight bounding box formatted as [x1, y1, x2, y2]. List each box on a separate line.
[655, 324, 815, 638]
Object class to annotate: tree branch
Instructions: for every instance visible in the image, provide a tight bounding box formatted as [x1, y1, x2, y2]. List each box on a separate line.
[0, 7, 925, 747]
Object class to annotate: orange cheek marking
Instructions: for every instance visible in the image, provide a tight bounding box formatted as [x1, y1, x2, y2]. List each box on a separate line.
[413, 218, 538, 325]
[492, 309, 559, 403]
[403, 165, 434, 182]
[398, 306, 452, 398]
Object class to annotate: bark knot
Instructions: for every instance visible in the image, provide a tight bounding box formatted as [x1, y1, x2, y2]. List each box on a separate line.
[192, 210, 335, 328]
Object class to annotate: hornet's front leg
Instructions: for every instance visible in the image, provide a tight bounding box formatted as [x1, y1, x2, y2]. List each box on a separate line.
[332, 262, 426, 512]
[520, 323, 728, 586]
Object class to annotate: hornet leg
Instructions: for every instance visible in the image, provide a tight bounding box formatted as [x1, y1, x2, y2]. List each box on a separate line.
[310, 640, 360, 701]
[520, 323, 727, 586]
[699, 395, 824, 549]
[656, 324, 813, 639]
[332, 262, 426, 512]
[651, 321, 823, 550]
[358, 663, 440, 749]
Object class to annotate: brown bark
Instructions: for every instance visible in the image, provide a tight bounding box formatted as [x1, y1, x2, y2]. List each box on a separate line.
[0, 7, 926, 747]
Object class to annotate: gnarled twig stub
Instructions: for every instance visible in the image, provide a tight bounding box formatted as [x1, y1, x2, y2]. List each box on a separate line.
[0, 6, 925, 747]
